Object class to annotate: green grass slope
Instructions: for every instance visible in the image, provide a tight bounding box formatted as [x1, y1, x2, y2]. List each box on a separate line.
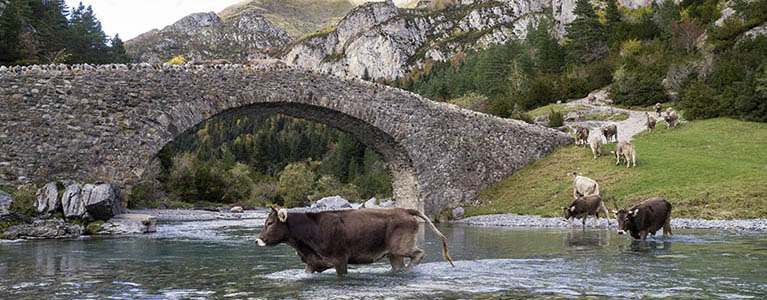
[468, 118, 767, 219]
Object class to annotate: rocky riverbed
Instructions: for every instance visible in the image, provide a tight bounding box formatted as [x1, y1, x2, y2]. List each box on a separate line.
[455, 213, 767, 232]
[129, 208, 268, 222]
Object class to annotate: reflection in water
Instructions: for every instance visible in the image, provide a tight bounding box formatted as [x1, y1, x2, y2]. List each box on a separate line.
[1, 221, 766, 299]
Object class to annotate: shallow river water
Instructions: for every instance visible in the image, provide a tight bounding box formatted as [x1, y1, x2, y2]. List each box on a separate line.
[1, 215, 765, 299]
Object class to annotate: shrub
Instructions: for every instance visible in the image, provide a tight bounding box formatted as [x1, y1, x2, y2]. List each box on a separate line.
[278, 162, 315, 208]
[449, 92, 489, 112]
[547, 109, 565, 127]
[166, 55, 185, 65]
[245, 182, 278, 208]
[610, 67, 667, 106]
[10, 187, 36, 216]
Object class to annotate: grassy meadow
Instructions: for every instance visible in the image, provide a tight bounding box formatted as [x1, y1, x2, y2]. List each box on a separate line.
[467, 118, 767, 219]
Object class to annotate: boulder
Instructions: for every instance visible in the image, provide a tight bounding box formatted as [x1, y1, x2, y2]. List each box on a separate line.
[0, 190, 12, 214]
[82, 183, 123, 221]
[565, 112, 580, 122]
[362, 197, 378, 208]
[3, 219, 83, 239]
[350, 203, 362, 209]
[36, 182, 60, 217]
[452, 207, 465, 220]
[379, 200, 395, 208]
[230, 206, 244, 213]
[61, 183, 86, 219]
[311, 195, 351, 210]
[99, 214, 157, 235]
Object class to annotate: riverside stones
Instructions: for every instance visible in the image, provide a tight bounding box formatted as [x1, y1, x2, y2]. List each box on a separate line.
[3, 219, 83, 239]
[99, 213, 157, 235]
[312, 196, 351, 209]
[82, 183, 123, 221]
[61, 183, 86, 219]
[36, 182, 60, 217]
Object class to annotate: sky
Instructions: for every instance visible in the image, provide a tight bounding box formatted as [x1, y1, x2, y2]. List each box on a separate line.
[64, 0, 417, 41]
[64, 0, 243, 41]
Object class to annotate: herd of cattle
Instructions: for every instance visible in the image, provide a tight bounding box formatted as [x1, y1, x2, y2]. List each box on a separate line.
[254, 103, 679, 277]
[564, 102, 677, 242]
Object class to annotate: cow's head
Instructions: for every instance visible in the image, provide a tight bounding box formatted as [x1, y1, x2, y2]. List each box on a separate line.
[613, 208, 637, 235]
[256, 205, 289, 247]
[561, 206, 575, 220]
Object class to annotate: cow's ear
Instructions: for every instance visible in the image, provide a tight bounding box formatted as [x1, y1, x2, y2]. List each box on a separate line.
[271, 204, 280, 213]
[277, 209, 288, 222]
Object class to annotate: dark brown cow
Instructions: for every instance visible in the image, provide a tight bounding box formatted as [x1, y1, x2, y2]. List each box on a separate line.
[562, 195, 610, 228]
[256, 206, 455, 277]
[574, 126, 589, 146]
[613, 197, 672, 240]
[654, 103, 663, 117]
[601, 124, 618, 143]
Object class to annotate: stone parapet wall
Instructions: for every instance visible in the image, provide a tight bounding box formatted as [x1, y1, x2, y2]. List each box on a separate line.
[0, 64, 571, 217]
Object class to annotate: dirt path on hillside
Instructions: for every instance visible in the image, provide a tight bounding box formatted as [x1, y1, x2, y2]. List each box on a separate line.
[565, 90, 668, 143]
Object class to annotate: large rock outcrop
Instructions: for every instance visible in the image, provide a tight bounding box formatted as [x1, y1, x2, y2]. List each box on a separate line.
[61, 183, 86, 219]
[82, 183, 123, 221]
[35, 182, 60, 218]
[283, 0, 547, 80]
[126, 10, 291, 63]
[3, 219, 83, 239]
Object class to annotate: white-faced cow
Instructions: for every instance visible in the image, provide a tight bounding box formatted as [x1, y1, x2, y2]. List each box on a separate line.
[654, 103, 663, 117]
[645, 112, 656, 133]
[613, 197, 672, 240]
[601, 124, 618, 143]
[570, 172, 600, 199]
[562, 195, 610, 228]
[256, 205, 455, 277]
[589, 136, 602, 160]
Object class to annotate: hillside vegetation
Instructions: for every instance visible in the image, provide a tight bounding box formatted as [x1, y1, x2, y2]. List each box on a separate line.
[467, 118, 767, 219]
[219, 0, 354, 37]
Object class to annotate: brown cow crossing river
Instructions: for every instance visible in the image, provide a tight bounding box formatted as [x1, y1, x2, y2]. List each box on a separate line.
[256, 206, 455, 277]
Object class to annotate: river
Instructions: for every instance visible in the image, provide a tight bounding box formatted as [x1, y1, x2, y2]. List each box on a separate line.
[1, 213, 765, 299]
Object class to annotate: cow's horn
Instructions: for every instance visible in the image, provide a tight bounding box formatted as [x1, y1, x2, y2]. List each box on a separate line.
[630, 209, 638, 217]
[277, 209, 288, 222]
[611, 210, 618, 214]
[570, 206, 576, 212]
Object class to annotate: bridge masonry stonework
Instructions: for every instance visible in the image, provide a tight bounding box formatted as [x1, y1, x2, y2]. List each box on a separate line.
[0, 64, 571, 218]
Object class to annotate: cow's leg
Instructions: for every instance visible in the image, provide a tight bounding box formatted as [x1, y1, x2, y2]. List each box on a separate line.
[568, 217, 573, 228]
[333, 260, 348, 277]
[388, 255, 405, 271]
[639, 231, 648, 240]
[582, 216, 587, 229]
[663, 213, 672, 238]
[600, 202, 610, 226]
[304, 264, 314, 274]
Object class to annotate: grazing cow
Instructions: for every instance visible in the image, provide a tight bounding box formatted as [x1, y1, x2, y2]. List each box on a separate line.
[571, 172, 600, 199]
[562, 195, 610, 228]
[188, 59, 232, 65]
[256, 206, 455, 277]
[645, 112, 656, 133]
[574, 126, 589, 146]
[664, 112, 679, 129]
[589, 136, 602, 160]
[613, 197, 672, 240]
[613, 141, 636, 168]
[654, 103, 663, 117]
[601, 124, 618, 143]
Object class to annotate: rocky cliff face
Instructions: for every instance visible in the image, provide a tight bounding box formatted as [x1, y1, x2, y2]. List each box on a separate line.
[126, 11, 291, 63]
[283, 0, 547, 80]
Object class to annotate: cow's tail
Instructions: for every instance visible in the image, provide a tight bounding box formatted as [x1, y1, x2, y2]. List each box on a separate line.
[408, 209, 455, 267]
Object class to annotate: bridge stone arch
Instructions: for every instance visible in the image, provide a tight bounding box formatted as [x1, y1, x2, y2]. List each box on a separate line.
[0, 65, 570, 217]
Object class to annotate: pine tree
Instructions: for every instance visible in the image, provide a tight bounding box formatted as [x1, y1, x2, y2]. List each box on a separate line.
[0, 0, 33, 65]
[605, 0, 621, 28]
[565, 0, 606, 63]
[534, 19, 564, 74]
[67, 3, 109, 64]
[109, 34, 130, 63]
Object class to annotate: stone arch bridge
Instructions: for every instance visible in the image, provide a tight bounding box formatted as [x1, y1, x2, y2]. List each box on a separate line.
[0, 64, 570, 217]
